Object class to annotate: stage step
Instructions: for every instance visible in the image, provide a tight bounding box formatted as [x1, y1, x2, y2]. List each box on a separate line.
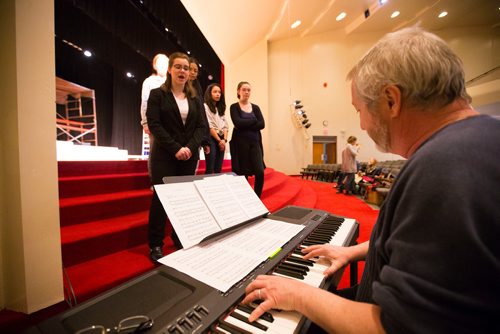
[57, 141, 129, 161]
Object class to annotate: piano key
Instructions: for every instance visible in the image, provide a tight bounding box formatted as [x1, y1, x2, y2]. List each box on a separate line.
[273, 267, 304, 279]
[218, 319, 253, 334]
[233, 306, 297, 332]
[236, 305, 274, 323]
[229, 311, 269, 331]
[225, 313, 282, 334]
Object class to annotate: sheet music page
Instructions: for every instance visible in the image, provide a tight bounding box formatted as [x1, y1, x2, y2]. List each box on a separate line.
[159, 218, 304, 292]
[154, 183, 221, 249]
[194, 177, 249, 230]
[222, 175, 269, 218]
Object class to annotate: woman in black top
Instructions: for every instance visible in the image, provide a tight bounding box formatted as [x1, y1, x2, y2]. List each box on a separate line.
[229, 81, 265, 197]
[146, 52, 206, 262]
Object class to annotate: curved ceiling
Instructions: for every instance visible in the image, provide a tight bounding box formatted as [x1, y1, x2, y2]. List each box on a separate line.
[181, 0, 500, 64]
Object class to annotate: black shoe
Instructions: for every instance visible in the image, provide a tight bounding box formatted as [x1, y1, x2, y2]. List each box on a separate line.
[149, 246, 164, 263]
[336, 189, 343, 194]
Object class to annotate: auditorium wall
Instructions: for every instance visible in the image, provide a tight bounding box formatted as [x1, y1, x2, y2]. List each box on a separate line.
[266, 26, 499, 175]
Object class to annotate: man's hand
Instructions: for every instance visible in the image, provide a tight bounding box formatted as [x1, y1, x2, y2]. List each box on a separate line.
[302, 244, 353, 277]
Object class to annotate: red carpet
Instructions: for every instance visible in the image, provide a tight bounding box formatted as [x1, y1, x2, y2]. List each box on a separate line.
[0, 161, 378, 333]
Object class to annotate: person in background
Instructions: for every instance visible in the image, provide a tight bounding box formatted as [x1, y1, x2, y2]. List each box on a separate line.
[242, 26, 500, 333]
[229, 82, 266, 197]
[146, 52, 206, 262]
[140, 53, 168, 173]
[337, 135, 360, 195]
[189, 57, 211, 162]
[204, 83, 228, 174]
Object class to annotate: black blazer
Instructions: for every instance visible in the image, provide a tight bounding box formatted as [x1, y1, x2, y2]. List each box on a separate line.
[146, 87, 206, 161]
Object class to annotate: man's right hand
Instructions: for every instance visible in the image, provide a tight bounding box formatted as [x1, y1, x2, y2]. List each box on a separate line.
[143, 125, 151, 135]
[302, 244, 353, 277]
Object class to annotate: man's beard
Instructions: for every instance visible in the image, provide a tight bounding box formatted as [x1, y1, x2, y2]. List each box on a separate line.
[368, 112, 391, 153]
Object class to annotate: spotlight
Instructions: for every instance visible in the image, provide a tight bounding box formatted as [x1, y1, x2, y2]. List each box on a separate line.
[302, 119, 308, 125]
[304, 123, 311, 129]
[126, 72, 134, 78]
[83, 50, 92, 57]
[295, 103, 303, 109]
[296, 110, 304, 116]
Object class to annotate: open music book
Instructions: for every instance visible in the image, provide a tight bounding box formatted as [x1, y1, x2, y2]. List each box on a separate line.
[154, 174, 269, 249]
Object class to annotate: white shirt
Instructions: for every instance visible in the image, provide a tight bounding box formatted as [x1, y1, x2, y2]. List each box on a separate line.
[140, 75, 166, 126]
[204, 103, 228, 136]
[174, 95, 189, 125]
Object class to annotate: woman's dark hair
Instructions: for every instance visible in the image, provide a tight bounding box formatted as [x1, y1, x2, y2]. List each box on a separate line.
[204, 83, 226, 116]
[161, 52, 195, 98]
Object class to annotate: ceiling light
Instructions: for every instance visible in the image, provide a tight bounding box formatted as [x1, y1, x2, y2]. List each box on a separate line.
[83, 50, 92, 57]
[291, 20, 301, 29]
[438, 11, 448, 18]
[126, 72, 134, 78]
[391, 11, 400, 18]
[165, 27, 169, 32]
[336, 12, 347, 21]
[187, 51, 191, 55]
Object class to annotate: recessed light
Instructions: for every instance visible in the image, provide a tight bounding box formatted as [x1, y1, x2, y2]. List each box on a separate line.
[83, 50, 92, 57]
[165, 27, 169, 32]
[391, 11, 400, 18]
[126, 72, 134, 78]
[336, 12, 347, 21]
[438, 11, 448, 18]
[187, 51, 191, 55]
[291, 20, 302, 29]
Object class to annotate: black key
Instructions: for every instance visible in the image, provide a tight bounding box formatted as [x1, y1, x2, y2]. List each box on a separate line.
[279, 262, 309, 273]
[275, 267, 304, 279]
[219, 319, 252, 334]
[282, 261, 310, 272]
[286, 256, 314, 266]
[278, 263, 307, 275]
[230, 311, 268, 331]
[237, 305, 274, 323]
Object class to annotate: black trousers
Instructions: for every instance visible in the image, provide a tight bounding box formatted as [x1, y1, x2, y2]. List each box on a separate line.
[148, 157, 198, 249]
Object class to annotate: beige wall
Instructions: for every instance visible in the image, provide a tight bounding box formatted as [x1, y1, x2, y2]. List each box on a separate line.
[0, 0, 63, 313]
[225, 39, 270, 155]
[266, 26, 500, 174]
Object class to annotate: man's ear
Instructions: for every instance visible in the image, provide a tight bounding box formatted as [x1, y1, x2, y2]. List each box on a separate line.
[384, 85, 401, 118]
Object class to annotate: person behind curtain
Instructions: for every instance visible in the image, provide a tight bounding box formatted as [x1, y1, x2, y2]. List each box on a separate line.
[204, 83, 228, 174]
[140, 53, 168, 174]
[241, 26, 500, 333]
[189, 57, 211, 164]
[229, 82, 265, 197]
[146, 52, 206, 262]
[337, 135, 360, 195]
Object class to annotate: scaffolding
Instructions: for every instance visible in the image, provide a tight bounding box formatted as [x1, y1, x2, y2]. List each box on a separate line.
[56, 77, 98, 145]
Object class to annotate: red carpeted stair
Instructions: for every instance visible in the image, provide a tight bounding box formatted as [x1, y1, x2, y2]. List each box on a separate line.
[58, 160, 319, 304]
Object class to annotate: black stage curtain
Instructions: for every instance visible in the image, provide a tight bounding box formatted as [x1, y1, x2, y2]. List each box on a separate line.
[55, 0, 221, 155]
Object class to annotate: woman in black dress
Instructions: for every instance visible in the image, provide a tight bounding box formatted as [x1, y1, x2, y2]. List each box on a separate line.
[229, 81, 265, 197]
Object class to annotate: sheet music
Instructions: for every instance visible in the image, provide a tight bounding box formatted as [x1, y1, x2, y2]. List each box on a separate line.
[154, 182, 221, 249]
[155, 174, 270, 249]
[159, 218, 304, 292]
[194, 177, 249, 229]
[222, 175, 269, 218]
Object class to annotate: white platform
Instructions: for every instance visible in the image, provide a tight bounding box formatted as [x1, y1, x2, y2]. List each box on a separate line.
[56, 141, 130, 161]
